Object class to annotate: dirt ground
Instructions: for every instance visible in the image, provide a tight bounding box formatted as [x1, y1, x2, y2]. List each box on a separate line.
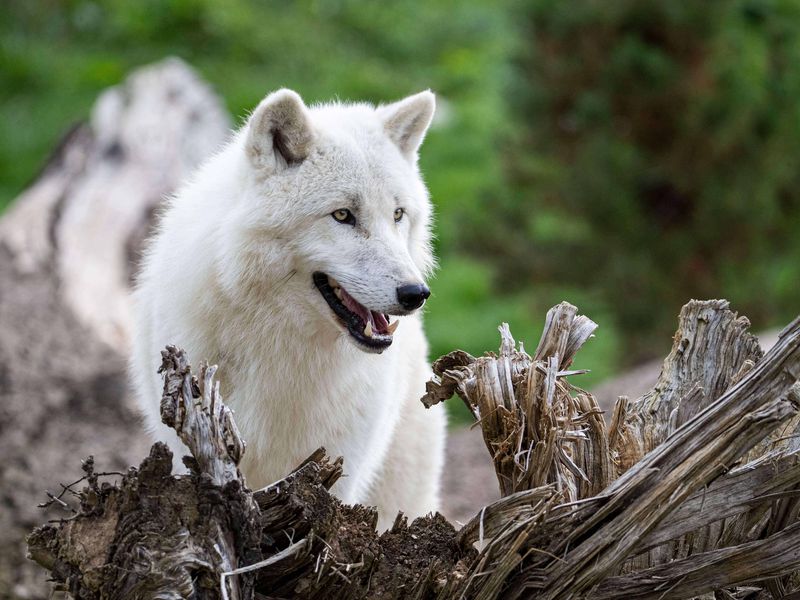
[439, 425, 499, 525]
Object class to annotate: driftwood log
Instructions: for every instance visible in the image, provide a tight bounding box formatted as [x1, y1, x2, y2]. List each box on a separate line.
[27, 299, 800, 599]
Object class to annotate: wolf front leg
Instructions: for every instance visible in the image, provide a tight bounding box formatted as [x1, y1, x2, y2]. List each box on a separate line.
[365, 378, 447, 531]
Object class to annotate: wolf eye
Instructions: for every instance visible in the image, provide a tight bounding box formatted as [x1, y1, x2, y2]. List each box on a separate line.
[394, 208, 404, 222]
[332, 208, 355, 225]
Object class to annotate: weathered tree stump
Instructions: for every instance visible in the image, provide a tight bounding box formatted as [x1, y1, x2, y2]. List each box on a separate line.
[28, 346, 473, 600]
[26, 300, 800, 599]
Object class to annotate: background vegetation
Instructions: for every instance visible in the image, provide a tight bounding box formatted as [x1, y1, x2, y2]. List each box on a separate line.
[3, 0, 798, 422]
[475, 0, 800, 361]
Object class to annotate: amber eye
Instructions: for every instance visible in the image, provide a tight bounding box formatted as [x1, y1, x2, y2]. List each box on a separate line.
[332, 209, 355, 225]
[394, 208, 404, 222]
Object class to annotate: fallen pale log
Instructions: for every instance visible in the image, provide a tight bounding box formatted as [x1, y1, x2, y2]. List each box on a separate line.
[0, 58, 230, 597]
[27, 300, 800, 599]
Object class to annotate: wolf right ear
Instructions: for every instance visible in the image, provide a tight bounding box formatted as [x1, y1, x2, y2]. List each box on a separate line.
[378, 90, 436, 161]
[246, 89, 314, 171]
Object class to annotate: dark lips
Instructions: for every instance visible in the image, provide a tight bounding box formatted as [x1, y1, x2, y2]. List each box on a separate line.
[313, 271, 395, 352]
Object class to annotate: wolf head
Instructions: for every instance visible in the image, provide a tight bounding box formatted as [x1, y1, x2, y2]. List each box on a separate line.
[220, 89, 436, 353]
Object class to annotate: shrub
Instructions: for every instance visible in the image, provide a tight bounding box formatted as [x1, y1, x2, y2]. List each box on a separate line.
[475, 0, 800, 359]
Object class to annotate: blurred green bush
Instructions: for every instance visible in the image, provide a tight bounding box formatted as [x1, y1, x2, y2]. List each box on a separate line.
[0, 0, 510, 208]
[475, 0, 800, 361]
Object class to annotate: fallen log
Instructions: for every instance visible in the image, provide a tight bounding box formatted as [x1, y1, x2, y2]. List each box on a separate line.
[27, 300, 800, 599]
[0, 58, 231, 597]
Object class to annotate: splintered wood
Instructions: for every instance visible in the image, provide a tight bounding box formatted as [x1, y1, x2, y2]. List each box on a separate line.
[27, 300, 800, 599]
[159, 345, 245, 487]
[424, 299, 800, 599]
[422, 302, 610, 501]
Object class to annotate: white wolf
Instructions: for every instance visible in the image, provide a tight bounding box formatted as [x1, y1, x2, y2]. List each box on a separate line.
[131, 88, 446, 528]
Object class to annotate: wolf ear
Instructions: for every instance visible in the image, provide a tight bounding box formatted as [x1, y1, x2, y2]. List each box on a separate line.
[378, 91, 436, 161]
[246, 89, 314, 171]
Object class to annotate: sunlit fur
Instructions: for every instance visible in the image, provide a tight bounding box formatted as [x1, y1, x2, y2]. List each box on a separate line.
[131, 89, 446, 529]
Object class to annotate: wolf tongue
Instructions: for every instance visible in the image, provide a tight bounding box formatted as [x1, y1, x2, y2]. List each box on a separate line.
[372, 311, 390, 335]
[340, 287, 371, 325]
[338, 287, 394, 337]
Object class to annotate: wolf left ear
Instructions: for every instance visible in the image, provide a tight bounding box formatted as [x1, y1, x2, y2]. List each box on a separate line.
[246, 89, 314, 171]
[378, 91, 436, 161]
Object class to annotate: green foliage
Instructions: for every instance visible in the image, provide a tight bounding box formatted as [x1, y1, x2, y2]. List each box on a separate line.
[475, 0, 800, 360]
[0, 0, 511, 208]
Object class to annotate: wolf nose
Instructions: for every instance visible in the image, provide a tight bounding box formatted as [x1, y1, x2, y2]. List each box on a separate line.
[396, 283, 430, 311]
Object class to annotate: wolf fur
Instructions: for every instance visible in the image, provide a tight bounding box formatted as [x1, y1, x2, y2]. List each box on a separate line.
[131, 89, 446, 528]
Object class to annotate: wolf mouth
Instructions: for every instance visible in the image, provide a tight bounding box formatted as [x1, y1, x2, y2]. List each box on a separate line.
[313, 272, 398, 353]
